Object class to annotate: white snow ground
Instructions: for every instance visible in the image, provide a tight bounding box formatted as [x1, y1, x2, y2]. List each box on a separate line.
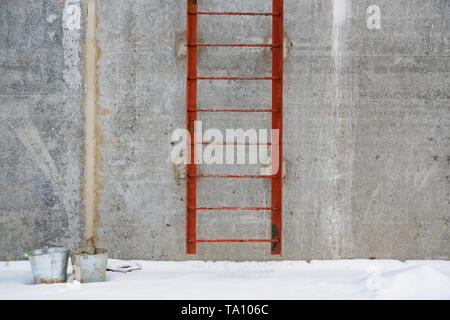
[0, 259, 449, 300]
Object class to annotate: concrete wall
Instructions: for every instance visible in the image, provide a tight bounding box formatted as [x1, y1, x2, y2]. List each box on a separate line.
[0, 0, 85, 259]
[1, 0, 449, 260]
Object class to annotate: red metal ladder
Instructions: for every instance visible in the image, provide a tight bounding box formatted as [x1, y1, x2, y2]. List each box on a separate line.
[186, 0, 283, 255]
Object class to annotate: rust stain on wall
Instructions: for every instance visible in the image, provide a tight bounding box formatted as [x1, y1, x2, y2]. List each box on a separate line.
[82, 0, 105, 247]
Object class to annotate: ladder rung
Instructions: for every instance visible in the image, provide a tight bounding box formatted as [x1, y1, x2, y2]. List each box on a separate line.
[189, 43, 278, 48]
[192, 174, 275, 179]
[189, 11, 279, 16]
[189, 109, 280, 113]
[193, 142, 271, 145]
[194, 206, 273, 211]
[192, 239, 278, 243]
[190, 77, 279, 81]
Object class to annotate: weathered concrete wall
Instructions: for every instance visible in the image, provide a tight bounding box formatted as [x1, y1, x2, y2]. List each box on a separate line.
[1, 0, 448, 260]
[0, 0, 85, 259]
[95, 0, 449, 260]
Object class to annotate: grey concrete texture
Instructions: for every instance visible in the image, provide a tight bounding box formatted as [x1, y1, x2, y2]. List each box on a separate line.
[1, 0, 449, 261]
[95, 0, 449, 260]
[0, 0, 85, 260]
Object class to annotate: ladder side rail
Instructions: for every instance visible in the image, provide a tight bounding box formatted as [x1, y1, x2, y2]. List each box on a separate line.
[186, 0, 198, 254]
[271, 0, 283, 255]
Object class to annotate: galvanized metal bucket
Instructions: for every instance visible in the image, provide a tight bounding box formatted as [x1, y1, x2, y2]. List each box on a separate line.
[70, 248, 108, 283]
[28, 247, 70, 284]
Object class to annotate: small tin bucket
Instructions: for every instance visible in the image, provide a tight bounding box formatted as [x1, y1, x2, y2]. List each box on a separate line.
[28, 247, 70, 284]
[70, 248, 108, 283]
